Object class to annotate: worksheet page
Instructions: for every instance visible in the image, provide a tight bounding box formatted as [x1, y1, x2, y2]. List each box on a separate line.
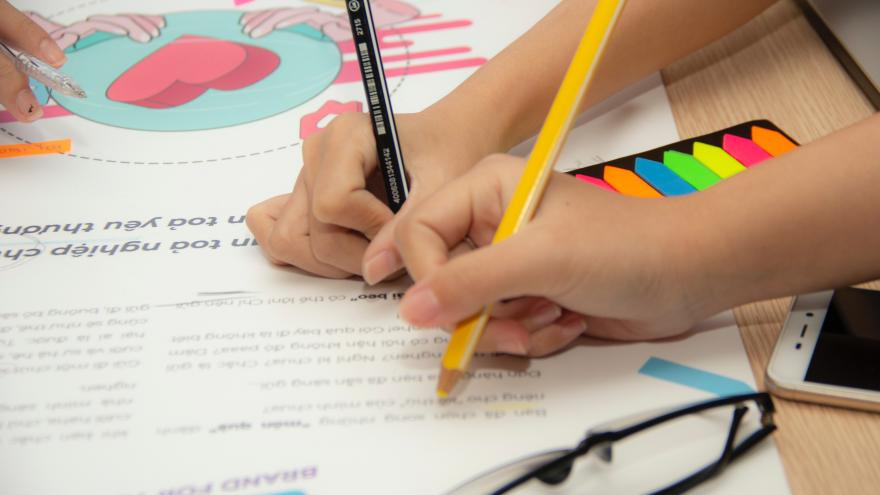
[0, 1, 789, 494]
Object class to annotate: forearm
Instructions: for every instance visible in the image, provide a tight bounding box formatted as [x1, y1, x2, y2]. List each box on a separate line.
[682, 113, 880, 315]
[425, 0, 776, 156]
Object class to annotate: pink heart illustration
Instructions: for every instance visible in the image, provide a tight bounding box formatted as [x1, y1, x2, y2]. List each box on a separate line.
[107, 35, 280, 109]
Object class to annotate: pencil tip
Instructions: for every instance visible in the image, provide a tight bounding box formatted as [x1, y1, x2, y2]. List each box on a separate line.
[437, 368, 463, 397]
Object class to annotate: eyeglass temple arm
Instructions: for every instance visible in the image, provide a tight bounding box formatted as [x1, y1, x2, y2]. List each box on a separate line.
[649, 406, 778, 495]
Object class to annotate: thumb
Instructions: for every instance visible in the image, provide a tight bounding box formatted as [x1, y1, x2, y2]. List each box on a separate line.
[361, 209, 406, 285]
[361, 184, 433, 284]
[399, 231, 562, 328]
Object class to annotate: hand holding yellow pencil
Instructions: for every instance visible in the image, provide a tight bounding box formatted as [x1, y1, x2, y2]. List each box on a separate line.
[436, 0, 628, 397]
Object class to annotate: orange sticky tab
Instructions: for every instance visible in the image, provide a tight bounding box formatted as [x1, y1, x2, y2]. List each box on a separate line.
[603, 166, 662, 198]
[0, 139, 71, 159]
[751, 126, 796, 156]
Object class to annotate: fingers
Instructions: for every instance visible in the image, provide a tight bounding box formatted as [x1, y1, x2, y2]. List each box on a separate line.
[361, 193, 424, 284]
[0, 3, 65, 66]
[306, 113, 392, 236]
[392, 160, 510, 281]
[245, 193, 290, 266]
[395, 156, 575, 328]
[0, 54, 39, 122]
[300, 113, 395, 276]
[399, 232, 561, 329]
[526, 311, 587, 357]
[307, 208, 370, 276]
[0, 2, 64, 122]
[469, 305, 585, 357]
[246, 180, 349, 278]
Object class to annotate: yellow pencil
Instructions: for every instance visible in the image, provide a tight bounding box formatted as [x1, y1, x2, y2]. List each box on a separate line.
[437, 0, 628, 397]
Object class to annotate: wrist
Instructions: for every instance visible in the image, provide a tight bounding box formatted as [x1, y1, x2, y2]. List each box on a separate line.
[659, 194, 743, 321]
[414, 104, 503, 175]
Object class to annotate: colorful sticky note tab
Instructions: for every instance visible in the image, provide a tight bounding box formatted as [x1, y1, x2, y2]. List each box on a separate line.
[634, 157, 696, 196]
[662, 150, 720, 190]
[603, 166, 662, 198]
[575, 174, 617, 192]
[692, 142, 746, 178]
[0, 139, 71, 159]
[639, 357, 754, 397]
[751, 126, 796, 157]
[722, 133, 771, 167]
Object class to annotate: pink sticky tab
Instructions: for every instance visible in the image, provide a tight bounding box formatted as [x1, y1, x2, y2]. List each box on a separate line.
[722, 134, 771, 167]
[576, 174, 617, 192]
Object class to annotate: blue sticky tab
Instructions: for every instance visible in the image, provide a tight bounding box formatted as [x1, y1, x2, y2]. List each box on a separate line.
[634, 157, 697, 196]
[639, 357, 754, 397]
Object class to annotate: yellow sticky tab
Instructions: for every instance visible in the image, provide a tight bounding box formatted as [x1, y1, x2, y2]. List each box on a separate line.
[0, 139, 71, 159]
[692, 142, 746, 178]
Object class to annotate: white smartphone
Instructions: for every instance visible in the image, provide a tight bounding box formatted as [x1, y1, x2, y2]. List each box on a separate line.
[766, 287, 880, 412]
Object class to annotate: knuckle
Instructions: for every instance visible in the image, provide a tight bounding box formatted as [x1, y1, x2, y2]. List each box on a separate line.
[309, 235, 339, 265]
[392, 214, 418, 249]
[312, 194, 344, 223]
[244, 205, 264, 235]
[265, 225, 296, 258]
[302, 134, 320, 159]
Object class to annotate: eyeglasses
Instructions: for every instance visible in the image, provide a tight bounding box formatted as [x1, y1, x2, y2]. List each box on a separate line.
[444, 392, 776, 495]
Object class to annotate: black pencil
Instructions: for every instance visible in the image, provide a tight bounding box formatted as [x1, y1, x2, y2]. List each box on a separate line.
[346, 0, 409, 212]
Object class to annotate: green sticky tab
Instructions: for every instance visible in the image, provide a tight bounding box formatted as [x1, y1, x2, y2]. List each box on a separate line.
[663, 150, 721, 190]
[692, 142, 746, 178]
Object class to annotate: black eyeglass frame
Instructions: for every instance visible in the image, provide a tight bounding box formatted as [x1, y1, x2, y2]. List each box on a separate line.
[488, 392, 777, 495]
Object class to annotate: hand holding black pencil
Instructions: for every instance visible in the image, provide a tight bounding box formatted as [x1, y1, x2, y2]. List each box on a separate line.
[346, 0, 409, 213]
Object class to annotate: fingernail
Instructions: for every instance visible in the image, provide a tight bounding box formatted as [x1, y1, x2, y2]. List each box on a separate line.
[521, 301, 562, 330]
[560, 315, 587, 340]
[16, 90, 42, 121]
[497, 339, 529, 356]
[39, 38, 66, 66]
[363, 250, 402, 285]
[400, 283, 441, 326]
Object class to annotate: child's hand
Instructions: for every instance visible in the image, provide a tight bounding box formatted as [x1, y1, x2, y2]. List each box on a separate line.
[0, 1, 66, 122]
[393, 154, 710, 356]
[246, 110, 485, 279]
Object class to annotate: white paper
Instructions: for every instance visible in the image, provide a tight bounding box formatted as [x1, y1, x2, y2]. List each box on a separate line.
[0, 1, 787, 494]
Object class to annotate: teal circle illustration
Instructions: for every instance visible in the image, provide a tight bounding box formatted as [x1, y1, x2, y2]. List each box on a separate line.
[53, 11, 342, 131]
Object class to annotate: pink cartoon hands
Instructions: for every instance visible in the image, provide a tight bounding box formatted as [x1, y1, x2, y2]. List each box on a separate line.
[26, 12, 166, 51]
[240, 0, 419, 41]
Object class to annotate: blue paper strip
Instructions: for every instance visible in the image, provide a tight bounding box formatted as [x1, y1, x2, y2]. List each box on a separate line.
[634, 157, 697, 196]
[639, 357, 754, 396]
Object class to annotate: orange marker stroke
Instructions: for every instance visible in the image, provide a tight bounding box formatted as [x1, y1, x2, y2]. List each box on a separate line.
[0, 139, 71, 159]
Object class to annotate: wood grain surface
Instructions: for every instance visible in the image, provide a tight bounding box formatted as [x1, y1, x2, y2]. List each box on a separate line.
[661, 1, 878, 493]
